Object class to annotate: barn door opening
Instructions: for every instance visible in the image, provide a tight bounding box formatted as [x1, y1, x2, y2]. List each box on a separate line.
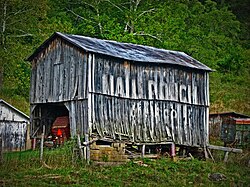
[31, 103, 70, 144]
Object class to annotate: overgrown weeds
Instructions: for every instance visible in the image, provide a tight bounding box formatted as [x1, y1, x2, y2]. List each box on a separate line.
[0, 142, 249, 187]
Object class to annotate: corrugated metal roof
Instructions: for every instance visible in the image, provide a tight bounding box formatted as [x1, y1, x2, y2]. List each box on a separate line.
[28, 32, 212, 71]
[209, 112, 250, 118]
[233, 118, 250, 125]
[52, 116, 69, 129]
[0, 99, 30, 120]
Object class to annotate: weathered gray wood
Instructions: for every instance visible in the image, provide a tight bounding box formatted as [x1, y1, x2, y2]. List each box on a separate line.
[207, 145, 243, 153]
[30, 37, 210, 148]
[141, 144, 145, 158]
[40, 125, 45, 161]
[0, 136, 3, 163]
[77, 133, 84, 160]
[224, 152, 229, 162]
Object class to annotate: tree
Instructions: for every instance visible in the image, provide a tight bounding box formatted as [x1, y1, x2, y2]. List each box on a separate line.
[0, 0, 47, 93]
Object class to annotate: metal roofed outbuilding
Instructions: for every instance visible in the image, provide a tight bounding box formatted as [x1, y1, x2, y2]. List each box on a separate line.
[0, 99, 30, 151]
[28, 32, 212, 161]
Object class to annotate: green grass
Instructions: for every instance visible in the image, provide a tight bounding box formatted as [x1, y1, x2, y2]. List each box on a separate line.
[0, 145, 249, 187]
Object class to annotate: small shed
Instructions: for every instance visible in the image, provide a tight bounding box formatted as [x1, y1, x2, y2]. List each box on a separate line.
[0, 99, 30, 151]
[221, 118, 250, 148]
[209, 112, 250, 141]
[28, 32, 212, 160]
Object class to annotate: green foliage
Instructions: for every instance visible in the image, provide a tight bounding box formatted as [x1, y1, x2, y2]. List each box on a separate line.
[0, 0, 249, 115]
[1, 148, 250, 186]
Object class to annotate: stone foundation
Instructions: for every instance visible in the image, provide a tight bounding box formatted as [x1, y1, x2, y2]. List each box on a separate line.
[90, 142, 128, 162]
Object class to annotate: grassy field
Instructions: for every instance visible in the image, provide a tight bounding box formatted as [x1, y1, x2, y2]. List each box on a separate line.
[0, 143, 249, 187]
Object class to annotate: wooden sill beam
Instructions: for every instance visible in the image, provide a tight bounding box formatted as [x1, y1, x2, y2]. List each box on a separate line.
[207, 144, 243, 153]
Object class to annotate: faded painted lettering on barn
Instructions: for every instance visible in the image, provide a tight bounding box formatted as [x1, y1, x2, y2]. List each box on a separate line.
[101, 73, 197, 104]
[89, 56, 209, 145]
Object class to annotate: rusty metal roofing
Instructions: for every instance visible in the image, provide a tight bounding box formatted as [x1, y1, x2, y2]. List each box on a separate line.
[28, 32, 212, 71]
[52, 116, 69, 129]
[209, 112, 250, 118]
[233, 118, 250, 125]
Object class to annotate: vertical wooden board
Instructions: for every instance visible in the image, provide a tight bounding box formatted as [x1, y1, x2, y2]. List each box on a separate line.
[47, 50, 53, 101]
[173, 103, 179, 143]
[58, 42, 64, 101]
[94, 96, 99, 136]
[42, 55, 48, 102]
[73, 49, 80, 99]
[154, 101, 161, 141]
[158, 68, 165, 100]
[38, 61, 44, 102]
[194, 106, 199, 146]
[205, 107, 209, 145]
[206, 73, 209, 106]
[94, 56, 100, 93]
[113, 60, 118, 97]
[162, 102, 170, 139]
[70, 47, 76, 99]
[183, 104, 188, 145]
[34, 63, 40, 103]
[158, 101, 166, 141]
[187, 72, 192, 104]
[192, 73, 198, 105]
[30, 67, 36, 103]
[91, 54, 95, 93]
[130, 64, 137, 99]
[77, 52, 83, 98]
[114, 97, 120, 139]
[178, 104, 183, 145]
[92, 95, 100, 135]
[99, 96, 107, 136]
[102, 96, 108, 135]
[137, 100, 142, 141]
[83, 53, 88, 98]
[137, 65, 143, 99]
[149, 100, 155, 141]
[128, 100, 135, 142]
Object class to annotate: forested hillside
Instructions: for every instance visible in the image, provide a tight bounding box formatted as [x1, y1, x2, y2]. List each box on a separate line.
[0, 0, 249, 115]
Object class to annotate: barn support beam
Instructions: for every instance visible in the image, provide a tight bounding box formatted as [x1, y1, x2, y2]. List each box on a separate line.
[207, 144, 243, 153]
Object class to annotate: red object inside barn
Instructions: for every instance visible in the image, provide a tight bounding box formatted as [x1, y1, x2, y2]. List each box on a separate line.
[51, 116, 70, 145]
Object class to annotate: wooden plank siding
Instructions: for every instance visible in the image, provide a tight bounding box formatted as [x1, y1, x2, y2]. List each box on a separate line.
[30, 38, 88, 103]
[30, 36, 210, 147]
[0, 100, 30, 151]
[89, 54, 209, 146]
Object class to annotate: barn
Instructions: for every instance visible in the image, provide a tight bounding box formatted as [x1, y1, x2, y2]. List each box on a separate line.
[28, 32, 212, 160]
[0, 99, 30, 151]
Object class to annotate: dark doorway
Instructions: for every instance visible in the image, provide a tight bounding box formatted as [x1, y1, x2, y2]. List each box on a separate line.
[31, 103, 69, 138]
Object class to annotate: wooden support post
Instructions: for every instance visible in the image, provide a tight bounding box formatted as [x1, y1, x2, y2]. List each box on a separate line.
[207, 144, 243, 153]
[224, 152, 229, 163]
[170, 143, 176, 157]
[0, 136, 3, 163]
[204, 146, 209, 160]
[207, 147, 215, 162]
[77, 133, 84, 161]
[85, 134, 90, 164]
[141, 144, 145, 159]
[32, 138, 36, 150]
[40, 125, 45, 161]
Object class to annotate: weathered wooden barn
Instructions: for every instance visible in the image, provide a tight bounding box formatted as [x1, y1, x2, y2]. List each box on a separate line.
[28, 32, 212, 160]
[0, 99, 30, 151]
